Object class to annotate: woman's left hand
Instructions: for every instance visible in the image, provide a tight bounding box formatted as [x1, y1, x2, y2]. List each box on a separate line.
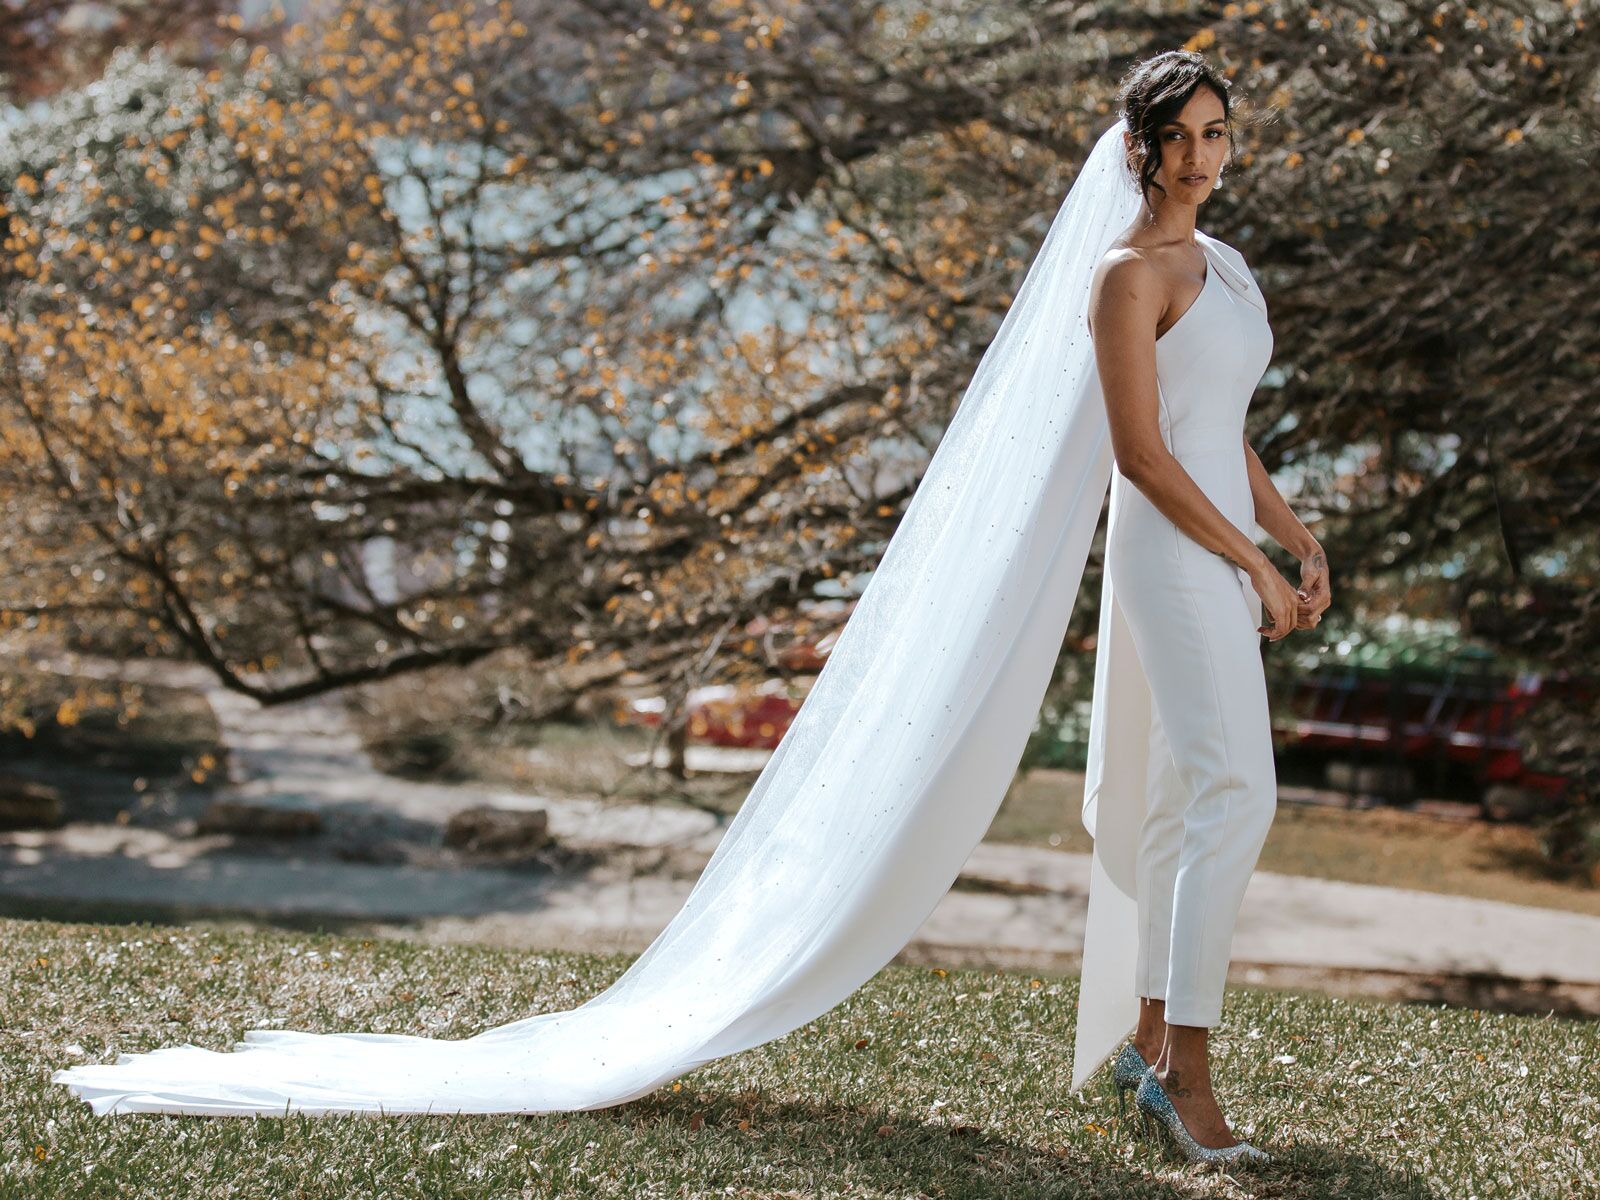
[1294, 543, 1331, 630]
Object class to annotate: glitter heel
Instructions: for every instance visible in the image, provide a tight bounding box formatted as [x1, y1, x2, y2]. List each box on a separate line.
[1133, 1067, 1272, 1166]
[1111, 1040, 1150, 1120]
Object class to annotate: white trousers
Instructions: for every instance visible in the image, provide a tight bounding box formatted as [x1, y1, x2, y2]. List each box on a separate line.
[1109, 478, 1279, 1028]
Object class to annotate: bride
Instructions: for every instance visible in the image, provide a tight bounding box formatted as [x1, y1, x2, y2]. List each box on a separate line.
[1080, 53, 1328, 1165]
[53, 50, 1329, 1166]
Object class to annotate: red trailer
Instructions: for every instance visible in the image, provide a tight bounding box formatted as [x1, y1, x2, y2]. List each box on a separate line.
[1272, 650, 1581, 805]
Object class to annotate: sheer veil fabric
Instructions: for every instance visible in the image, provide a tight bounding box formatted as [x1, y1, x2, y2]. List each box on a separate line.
[55, 117, 1157, 1116]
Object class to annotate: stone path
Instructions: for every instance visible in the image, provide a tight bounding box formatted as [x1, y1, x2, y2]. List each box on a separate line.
[5, 653, 1599, 1017]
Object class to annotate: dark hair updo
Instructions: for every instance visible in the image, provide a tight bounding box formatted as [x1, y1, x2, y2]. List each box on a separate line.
[1115, 51, 1237, 200]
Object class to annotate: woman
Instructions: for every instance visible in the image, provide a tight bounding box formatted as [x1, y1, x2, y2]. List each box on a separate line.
[1077, 54, 1330, 1165]
[53, 52, 1327, 1168]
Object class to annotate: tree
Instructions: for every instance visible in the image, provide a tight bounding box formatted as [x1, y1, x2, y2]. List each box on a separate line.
[0, 0, 231, 103]
[1, 1, 1594, 824]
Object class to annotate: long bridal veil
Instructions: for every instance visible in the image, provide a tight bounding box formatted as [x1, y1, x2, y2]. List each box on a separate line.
[54, 117, 1146, 1116]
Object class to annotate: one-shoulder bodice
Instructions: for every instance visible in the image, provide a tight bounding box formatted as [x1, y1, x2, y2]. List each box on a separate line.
[1106, 229, 1275, 581]
[1151, 229, 1274, 460]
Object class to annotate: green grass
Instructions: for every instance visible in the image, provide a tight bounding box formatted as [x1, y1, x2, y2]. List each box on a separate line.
[5, 916, 1594, 1198]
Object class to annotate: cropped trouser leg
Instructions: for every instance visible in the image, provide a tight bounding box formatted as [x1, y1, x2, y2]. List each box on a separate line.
[1112, 531, 1280, 1029]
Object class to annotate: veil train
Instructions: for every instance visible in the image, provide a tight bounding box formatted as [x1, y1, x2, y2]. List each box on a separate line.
[53, 118, 1149, 1116]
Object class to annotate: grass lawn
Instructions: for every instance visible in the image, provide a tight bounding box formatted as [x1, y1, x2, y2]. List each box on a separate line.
[7, 916, 1594, 1198]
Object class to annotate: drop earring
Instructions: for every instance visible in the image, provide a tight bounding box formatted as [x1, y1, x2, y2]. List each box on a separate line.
[1212, 170, 1224, 191]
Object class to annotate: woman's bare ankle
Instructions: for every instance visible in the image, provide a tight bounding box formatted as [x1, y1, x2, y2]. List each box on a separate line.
[1153, 1060, 1211, 1096]
[1133, 997, 1167, 1061]
[1152, 1023, 1212, 1085]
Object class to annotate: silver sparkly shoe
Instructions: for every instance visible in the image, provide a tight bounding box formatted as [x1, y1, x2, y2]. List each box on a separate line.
[1133, 1066, 1272, 1166]
[1111, 1040, 1150, 1119]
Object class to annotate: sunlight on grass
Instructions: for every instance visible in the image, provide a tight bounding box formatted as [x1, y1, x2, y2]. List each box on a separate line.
[5, 916, 1594, 1198]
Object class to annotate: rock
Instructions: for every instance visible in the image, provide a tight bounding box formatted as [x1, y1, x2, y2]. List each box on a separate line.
[0, 776, 66, 829]
[331, 840, 411, 865]
[1324, 760, 1414, 801]
[443, 804, 551, 857]
[1482, 784, 1561, 824]
[196, 798, 323, 837]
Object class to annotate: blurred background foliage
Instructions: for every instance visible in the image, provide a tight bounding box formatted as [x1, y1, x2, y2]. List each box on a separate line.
[0, 1, 1595, 865]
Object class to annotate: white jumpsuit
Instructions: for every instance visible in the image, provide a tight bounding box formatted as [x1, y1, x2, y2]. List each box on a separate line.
[1075, 229, 1278, 1065]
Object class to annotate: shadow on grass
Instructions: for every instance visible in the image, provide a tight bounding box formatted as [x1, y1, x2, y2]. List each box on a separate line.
[0, 894, 401, 939]
[524, 1086, 1450, 1198]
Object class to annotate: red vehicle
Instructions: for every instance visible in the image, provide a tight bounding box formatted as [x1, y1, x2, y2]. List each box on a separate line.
[616, 605, 851, 748]
[1273, 654, 1582, 802]
[620, 679, 808, 750]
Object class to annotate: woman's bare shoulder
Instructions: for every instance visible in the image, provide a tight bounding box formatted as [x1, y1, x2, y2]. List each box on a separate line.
[1089, 246, 1162, 338]
[1096, 241, 1156, 277]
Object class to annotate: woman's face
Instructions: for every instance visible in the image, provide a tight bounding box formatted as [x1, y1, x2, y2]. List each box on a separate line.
[1130, 88, 1230, 202]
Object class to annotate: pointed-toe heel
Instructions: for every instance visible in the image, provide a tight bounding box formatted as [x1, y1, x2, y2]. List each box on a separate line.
[1132, 1068, 1272, 1167]
[1110, 1041, 1150, 1122]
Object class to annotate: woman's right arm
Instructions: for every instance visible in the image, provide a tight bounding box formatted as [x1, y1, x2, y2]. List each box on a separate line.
[1088, 252, 1300, 641]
